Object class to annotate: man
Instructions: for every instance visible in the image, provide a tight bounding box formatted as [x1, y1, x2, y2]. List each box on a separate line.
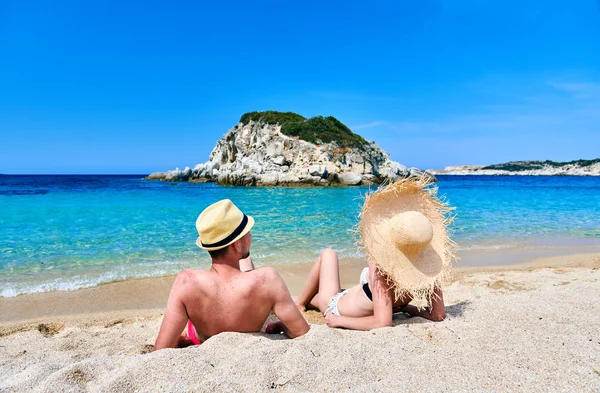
[153, 199, 309, 350]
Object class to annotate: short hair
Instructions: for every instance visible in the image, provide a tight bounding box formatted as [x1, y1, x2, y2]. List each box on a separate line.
[208, 245, 230, 260]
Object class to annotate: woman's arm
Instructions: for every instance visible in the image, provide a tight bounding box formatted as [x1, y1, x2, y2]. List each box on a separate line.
[325, 314, 389, 330]
[325, 260, 393, 330]
[399, 286, 446, 322]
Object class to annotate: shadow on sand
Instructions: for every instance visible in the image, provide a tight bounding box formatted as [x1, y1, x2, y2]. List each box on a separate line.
[391, 300, 472, 326]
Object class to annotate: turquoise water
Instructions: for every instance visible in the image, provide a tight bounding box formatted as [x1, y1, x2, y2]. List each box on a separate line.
[1, 175, 599, 297]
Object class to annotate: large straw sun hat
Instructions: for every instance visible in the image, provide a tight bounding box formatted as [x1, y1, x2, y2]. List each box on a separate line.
[196, 199, 254, 251]
[358, 177, 457, 303]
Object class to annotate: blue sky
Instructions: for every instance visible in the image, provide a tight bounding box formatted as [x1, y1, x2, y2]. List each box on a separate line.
[1, 0, 599, 174]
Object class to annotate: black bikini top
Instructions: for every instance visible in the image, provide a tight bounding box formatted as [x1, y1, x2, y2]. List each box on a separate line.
[362, 282, 373, 301]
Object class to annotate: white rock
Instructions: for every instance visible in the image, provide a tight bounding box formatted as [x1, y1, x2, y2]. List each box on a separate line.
[266, 142, 284, 157]
[308, 165, 325, 177]
[258, 172, 279, 185]
[272, 155, 288, 166]
[427, 161, 600, 176]
[279, 173, 300, 184]
[340, 172, 362, 185]
[146, 121, 432, 185]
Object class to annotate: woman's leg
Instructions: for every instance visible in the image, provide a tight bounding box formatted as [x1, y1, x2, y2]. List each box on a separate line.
[295, 251, 324, 310]
[316, 248, 342, 312]
[295, 248, 342, 312]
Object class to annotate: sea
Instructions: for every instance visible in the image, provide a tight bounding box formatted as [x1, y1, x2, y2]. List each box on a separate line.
[1, 175, 599, 297]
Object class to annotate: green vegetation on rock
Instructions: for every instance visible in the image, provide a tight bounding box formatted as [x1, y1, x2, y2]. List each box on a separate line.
[482, 159, 600, 172]
[555, 159, 600, 167]
[239, 111, 306, 125]
[239, 111, 368, 149]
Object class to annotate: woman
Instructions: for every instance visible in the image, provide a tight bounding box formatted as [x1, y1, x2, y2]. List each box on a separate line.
[295, 249, 446, 329]
[296, 178, 456, 330]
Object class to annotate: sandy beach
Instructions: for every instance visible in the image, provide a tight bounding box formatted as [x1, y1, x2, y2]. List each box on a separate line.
[1, 251, 600, 392]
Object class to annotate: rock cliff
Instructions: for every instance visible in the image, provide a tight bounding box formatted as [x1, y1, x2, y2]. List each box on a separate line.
[428, 159, 600, 176]
[147, 115, 434, 186]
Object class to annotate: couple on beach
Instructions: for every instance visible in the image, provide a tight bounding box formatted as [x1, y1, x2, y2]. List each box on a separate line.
[154, 178, 455, 350]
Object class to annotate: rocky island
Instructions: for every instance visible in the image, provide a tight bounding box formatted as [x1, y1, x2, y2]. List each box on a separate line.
[146, 111, 434, 186]
[428, 159, 600, 176]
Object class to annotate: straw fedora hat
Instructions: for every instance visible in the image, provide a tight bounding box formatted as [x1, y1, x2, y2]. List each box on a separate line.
[358, 177, 456, 303]
[196, 199, 255, 251]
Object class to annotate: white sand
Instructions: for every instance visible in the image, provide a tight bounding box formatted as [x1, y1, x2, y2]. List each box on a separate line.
[1, 255, 600, 392]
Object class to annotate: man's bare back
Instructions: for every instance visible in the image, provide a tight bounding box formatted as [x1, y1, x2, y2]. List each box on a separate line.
[153, 200, 309, 350]
[179, 266, 277, 339]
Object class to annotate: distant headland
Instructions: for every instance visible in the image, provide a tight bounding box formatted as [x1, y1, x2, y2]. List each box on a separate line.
[146, 111, 435, 186]
[428, 159, 600, 176]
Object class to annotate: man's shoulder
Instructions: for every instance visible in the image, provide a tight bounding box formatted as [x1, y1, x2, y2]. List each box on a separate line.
[247, 267, 287, 296]
[173, 268, 213, 288]
[247, 266, 281, 281]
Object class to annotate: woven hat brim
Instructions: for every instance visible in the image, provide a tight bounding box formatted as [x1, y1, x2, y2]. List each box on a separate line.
[358, 178, 456, 304]
[196, 216, 255, 251]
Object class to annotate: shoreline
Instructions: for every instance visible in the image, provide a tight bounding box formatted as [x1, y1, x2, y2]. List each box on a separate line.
[2, 248, 599, 325]
[3, 236, 600, 301]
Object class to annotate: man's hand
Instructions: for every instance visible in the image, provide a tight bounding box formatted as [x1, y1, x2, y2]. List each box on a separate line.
[265, 321, 285, 334]
[176, 333, 196, 348]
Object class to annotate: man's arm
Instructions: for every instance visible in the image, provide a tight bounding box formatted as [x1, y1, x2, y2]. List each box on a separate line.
[265, 268, 309, 338]
[153, 273, 190, 351]
[325, 260, 393, 330]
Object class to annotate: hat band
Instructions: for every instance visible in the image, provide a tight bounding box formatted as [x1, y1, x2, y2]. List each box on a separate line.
[201, 214, 249, 248]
